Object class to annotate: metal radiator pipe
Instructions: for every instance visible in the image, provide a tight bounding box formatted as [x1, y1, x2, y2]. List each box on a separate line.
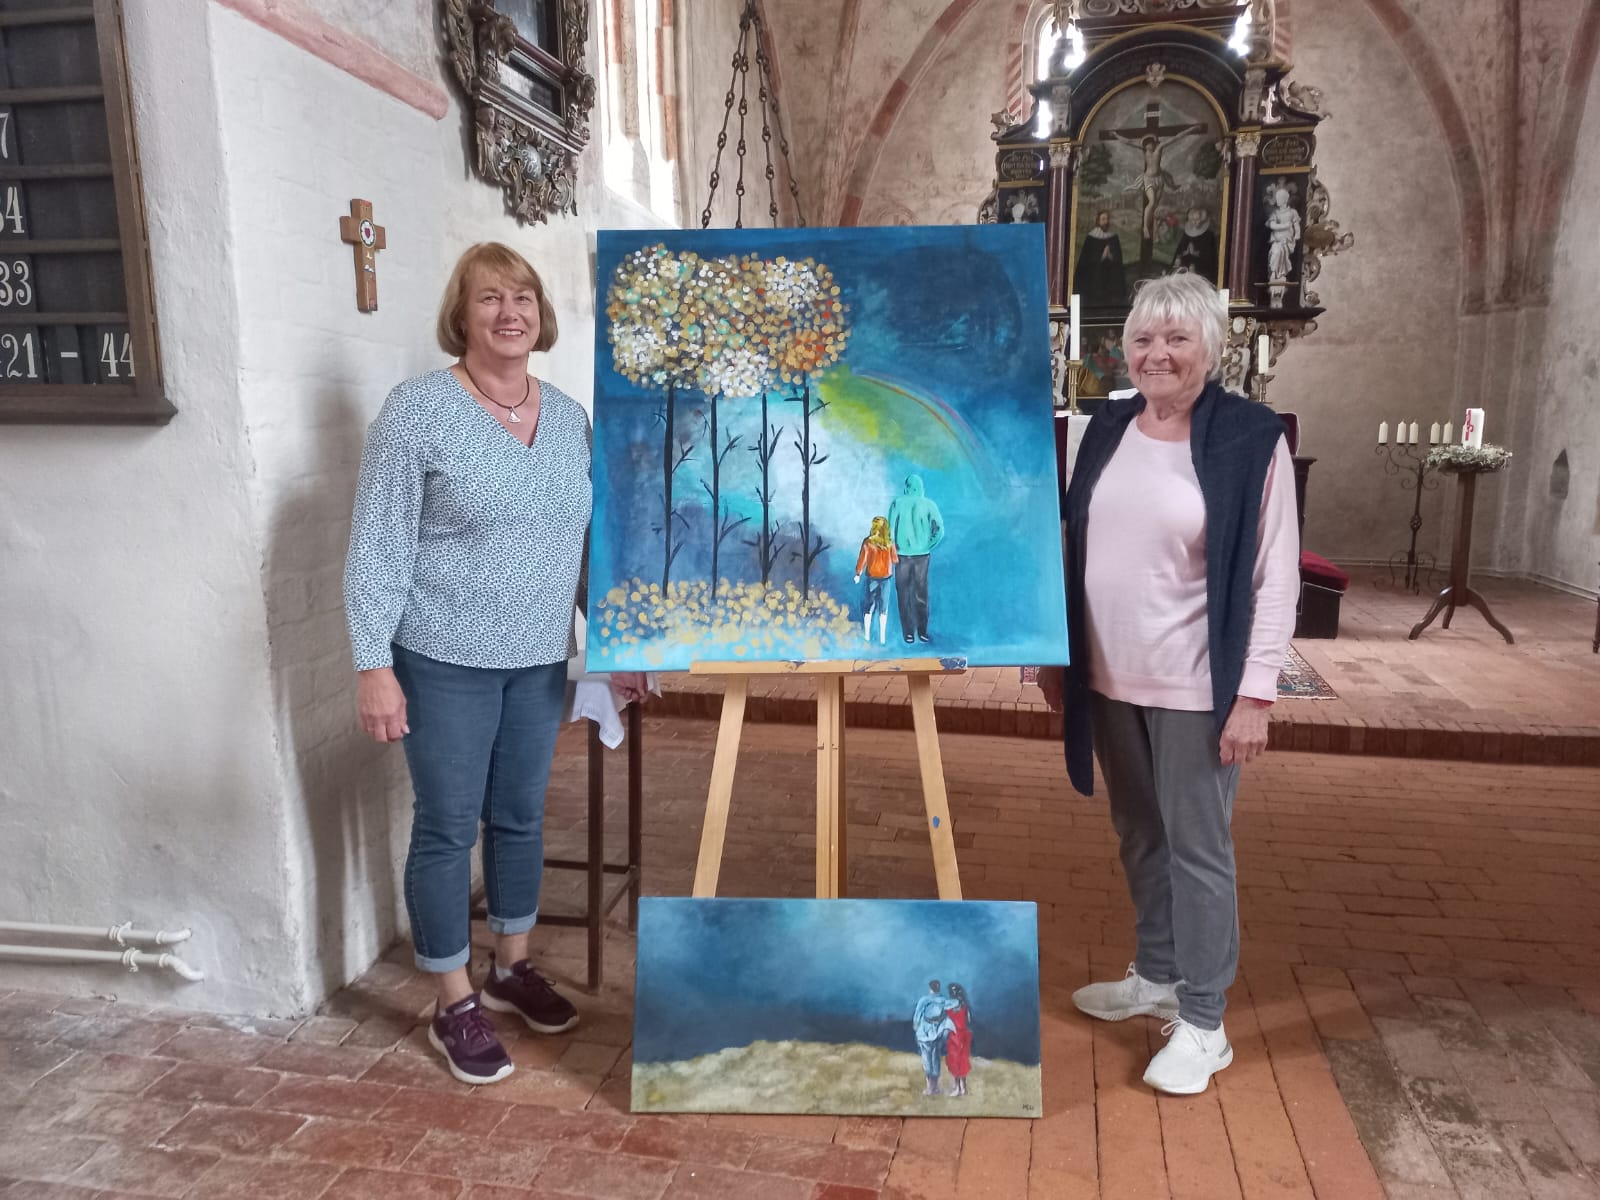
[0, 921, 192, 946]
[0, 943, 205, 983]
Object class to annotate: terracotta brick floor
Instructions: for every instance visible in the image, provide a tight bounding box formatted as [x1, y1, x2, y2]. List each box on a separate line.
[4, 712, 1598, 1198]
[652, 568, 1600, 764]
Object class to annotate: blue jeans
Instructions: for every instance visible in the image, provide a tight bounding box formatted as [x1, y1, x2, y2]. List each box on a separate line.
[391, 644, 567, 973]
[861, 575, 888, 615]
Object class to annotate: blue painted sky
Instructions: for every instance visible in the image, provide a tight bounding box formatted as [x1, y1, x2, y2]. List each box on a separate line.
[588, 225, 1070, 670]
[633, 898, 1042, 1065]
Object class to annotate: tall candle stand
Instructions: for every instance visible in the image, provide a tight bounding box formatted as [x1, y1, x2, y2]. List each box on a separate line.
[1374, 439, 1439, 593]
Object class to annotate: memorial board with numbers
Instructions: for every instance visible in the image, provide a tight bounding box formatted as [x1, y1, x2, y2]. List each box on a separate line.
[0, 0, 169, 424]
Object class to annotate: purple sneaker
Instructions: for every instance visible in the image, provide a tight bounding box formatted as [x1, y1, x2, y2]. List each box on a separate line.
[427, 993, 513, 1085]
[481, 954, 580, 1034]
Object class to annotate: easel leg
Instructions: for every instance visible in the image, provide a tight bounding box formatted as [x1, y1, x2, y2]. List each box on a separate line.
[694, 677, 748, 897]
[815, 675, 846, 898]
[906, 675, 963, 900]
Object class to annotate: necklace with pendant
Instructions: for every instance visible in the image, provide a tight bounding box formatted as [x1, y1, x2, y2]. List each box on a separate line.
[461, 363, 531, 423]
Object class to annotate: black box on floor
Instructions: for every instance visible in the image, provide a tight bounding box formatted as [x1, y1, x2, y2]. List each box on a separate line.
[1295, 580, 1342, 639]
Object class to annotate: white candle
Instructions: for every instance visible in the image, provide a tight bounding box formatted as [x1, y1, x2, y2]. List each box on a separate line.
[1442, 421, 1453, 444]
[1220, 288, 1229, 309]
[1377, 421, 1388, 445]
[1464, 408, 1485, 448]
[1409, 421, 1420, 445]
[1069, 294, 1081, 361]
[1430, 422, 1441, 445]
[1257, 332, 1270, 369]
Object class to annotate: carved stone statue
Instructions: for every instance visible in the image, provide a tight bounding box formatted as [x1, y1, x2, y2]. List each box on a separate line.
[1263, 180, 1302, 307]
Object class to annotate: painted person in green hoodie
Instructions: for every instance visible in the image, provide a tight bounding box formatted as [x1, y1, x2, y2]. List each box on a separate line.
[886, 474, 945, 644]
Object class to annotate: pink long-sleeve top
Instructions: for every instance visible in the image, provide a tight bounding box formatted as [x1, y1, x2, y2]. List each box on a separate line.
[1084, 424, 1299, 710]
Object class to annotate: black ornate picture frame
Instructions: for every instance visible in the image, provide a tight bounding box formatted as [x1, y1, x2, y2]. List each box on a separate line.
[443, 0, 596, 225]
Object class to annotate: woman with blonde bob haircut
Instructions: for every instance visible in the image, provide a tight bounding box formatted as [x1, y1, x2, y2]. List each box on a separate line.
[436, 241, 559, 358]
[344, 242, 645, 1087]
[1038, 272, 1298, 1096]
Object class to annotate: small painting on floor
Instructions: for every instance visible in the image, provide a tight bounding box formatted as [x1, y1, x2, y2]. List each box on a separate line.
[632, 897, 1042, 1118]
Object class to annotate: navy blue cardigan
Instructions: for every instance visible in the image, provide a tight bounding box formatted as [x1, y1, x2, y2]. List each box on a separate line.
[1060, 381, 1289, 796]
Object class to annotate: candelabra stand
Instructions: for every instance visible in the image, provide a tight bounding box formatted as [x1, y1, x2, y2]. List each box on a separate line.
[1374, 441, 1440, 594]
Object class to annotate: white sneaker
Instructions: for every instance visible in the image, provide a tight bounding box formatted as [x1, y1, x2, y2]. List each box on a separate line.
[1072, 964, 1180, 1022]
[1143, 1018, 1233, 1095]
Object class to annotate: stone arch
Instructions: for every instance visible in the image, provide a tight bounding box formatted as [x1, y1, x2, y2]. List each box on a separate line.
[1523, 1, 1600, 303]
[836, 0, 990, 225]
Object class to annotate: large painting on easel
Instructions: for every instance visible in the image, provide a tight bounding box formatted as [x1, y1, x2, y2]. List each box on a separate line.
[587, 225, 1068, 672]
[632, 897, 1043, 1117]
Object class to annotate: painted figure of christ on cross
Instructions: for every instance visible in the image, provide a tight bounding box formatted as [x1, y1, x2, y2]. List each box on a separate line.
[1100, 102, 1208, 269]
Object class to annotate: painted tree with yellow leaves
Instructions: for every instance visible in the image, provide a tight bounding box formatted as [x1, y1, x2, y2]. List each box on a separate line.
[771, 257, 851, 598]
[693, 254, 773, 603]
[606, 246, 708, 593]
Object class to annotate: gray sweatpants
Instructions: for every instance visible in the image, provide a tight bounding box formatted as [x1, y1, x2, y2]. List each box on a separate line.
[1091, 692, 1242, 1031]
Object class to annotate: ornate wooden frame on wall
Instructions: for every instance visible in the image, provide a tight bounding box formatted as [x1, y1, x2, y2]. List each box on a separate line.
[442, 0, 596, 226]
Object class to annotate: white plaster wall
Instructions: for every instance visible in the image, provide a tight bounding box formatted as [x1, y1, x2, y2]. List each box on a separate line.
[1255, 0, 1464, 567]
[0, 0, 683, 1016]
[0, 5, 294, 1013]
[207, 2, 672, 1011]
[316, 0, 438, 81]
[1514, 69, 1600, 592]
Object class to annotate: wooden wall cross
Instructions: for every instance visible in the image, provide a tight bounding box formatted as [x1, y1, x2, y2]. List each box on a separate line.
[337, 199, 386, 312]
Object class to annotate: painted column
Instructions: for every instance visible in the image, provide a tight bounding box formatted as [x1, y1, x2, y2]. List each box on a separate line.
[1227, 129, 1260, 304]
[1046, 140, 1074, 308]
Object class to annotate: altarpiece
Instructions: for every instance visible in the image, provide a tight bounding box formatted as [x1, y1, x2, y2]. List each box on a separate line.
[983, 0, 1352, 408]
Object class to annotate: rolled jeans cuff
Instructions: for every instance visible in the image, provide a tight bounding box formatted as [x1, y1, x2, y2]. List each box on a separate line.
[488, 908, 538, 936]
[414, 943, 472, 974]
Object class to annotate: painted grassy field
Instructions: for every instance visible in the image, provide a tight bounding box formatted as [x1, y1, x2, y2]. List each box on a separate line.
[632, 1038, 1042, 1118]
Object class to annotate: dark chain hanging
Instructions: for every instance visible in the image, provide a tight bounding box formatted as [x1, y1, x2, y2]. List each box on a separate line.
[700, 0, 806, 228]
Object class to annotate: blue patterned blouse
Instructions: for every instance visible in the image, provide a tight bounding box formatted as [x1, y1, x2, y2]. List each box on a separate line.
[343, 369, 592, 671]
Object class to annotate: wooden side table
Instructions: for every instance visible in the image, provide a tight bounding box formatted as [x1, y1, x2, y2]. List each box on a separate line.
[1409, 471, 1513, 643]
[540, 704, 643, 991]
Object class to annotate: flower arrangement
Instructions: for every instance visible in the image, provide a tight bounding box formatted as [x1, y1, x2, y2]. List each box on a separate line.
[1425, 443, 1513, 474]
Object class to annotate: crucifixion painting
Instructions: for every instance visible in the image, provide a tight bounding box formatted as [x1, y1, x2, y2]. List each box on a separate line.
[1100, 102, 1207, 267]
[1071, 81, 1225, 296]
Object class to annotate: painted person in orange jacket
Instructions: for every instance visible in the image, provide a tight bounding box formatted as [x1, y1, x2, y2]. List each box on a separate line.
[853, 516, 899, 644]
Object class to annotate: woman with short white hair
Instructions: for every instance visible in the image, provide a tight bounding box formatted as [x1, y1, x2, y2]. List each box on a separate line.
[1038, 272, 1298, 1094]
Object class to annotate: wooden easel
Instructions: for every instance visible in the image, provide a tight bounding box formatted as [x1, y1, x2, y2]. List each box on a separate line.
[689, 660, 965, 901]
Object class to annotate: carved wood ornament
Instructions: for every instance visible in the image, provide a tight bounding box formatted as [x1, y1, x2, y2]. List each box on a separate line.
[442, 0, 597, 225]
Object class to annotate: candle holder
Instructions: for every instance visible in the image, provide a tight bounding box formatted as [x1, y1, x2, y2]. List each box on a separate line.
[1066, 359, 1083, 415]
[1373, 440, 1440, 594]
[1249, 369, 1274, 406]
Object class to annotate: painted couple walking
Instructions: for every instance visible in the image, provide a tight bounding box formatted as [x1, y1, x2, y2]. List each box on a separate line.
[854, 474, 945, 646]
[912, 979, 973, 1097]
